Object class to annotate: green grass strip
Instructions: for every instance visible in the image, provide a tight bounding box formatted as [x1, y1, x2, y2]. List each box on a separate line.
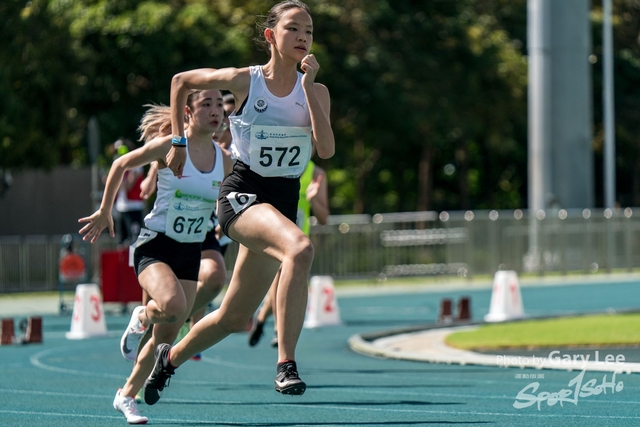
[445, 313, 640, 350]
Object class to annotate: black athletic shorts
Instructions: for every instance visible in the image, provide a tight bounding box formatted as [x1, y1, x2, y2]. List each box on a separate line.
[134, 231, 201, 281]
[218, 161, 300, 238]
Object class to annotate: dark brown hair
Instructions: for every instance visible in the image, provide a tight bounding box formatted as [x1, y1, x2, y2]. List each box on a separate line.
[255, 0, 312, 54]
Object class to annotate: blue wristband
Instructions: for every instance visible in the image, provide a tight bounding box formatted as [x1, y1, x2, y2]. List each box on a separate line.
[171, 135, 187, 147]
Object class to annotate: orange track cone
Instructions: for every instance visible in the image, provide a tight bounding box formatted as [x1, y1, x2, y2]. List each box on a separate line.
[438, 299, 453, 324]
[25, 316, 43, 343]
[1, 318, 15, 345]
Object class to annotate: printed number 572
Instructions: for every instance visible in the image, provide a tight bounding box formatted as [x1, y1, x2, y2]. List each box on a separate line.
[259, 146, 301, 167]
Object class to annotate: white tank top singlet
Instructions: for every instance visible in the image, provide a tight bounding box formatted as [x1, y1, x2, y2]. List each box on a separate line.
[229, 65, 312, 178]
[144, 141, 225, 243]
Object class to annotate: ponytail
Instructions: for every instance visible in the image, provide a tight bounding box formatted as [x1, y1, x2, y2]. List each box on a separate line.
[138, 104, 172, 143]
[138, 90, 204, 143]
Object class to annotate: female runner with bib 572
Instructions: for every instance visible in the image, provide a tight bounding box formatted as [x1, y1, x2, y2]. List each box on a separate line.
[143, 0, 334, 404]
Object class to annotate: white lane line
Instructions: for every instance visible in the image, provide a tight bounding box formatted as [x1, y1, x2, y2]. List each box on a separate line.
[0, 388, 108, 399]
[0, 410, 123, 420]
[3, 385, 636, 414]
[200, 355, 271, 370]
[28, 347, 252, 386]
[325, 387, 640, 405]
[30, 346, 124, 379]
[1, 405, 638, 422]
[28, 346, 639, 402]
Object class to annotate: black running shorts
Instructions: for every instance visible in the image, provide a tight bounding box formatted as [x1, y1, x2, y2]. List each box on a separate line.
[134, 232, 201, 281]
[218, 161, 300, 239]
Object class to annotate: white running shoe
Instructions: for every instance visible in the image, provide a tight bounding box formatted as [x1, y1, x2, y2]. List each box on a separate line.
[113, 389, 148, 424]
[120, 306, 147, 361]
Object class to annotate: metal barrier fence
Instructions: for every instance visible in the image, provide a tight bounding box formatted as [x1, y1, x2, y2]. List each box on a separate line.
[1, 208, 639, 293]
[310, 208, 640, 280]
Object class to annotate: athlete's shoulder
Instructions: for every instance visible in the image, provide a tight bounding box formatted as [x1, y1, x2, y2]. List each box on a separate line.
[221, 66, 251, 76]
[219, 67, 250, 81]
[219, 67, 251, 93]
[313, 82, 330, 95]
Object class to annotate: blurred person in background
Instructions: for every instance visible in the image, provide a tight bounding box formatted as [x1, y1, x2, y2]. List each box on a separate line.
[112, 138, 145, 245]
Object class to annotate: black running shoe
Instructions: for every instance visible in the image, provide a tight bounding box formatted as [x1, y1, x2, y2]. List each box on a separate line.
[144, 343, 175, 405]
[274, 361, 306, 395]
[248, 321, 264, 347]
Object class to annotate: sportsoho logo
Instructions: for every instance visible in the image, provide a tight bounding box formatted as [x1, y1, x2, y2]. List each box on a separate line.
[509, 350, 627, 410]
[513, 369, 624, 410]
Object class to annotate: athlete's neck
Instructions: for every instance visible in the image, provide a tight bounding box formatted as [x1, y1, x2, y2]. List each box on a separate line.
[262, 59, 298, 86]
[262, 61, 299, 98]
[185, 128, 213, 147]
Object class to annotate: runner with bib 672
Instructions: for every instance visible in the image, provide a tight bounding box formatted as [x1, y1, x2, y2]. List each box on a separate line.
[79, 89, 233, 424]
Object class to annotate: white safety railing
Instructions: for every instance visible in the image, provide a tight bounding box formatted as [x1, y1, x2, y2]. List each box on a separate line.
[1, 208, 639, 293]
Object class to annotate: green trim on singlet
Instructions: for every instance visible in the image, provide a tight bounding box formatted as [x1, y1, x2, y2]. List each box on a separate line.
[297, 161, 315, 235]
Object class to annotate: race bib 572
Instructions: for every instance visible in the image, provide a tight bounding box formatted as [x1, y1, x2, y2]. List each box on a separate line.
[249, 125, 312, 177]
